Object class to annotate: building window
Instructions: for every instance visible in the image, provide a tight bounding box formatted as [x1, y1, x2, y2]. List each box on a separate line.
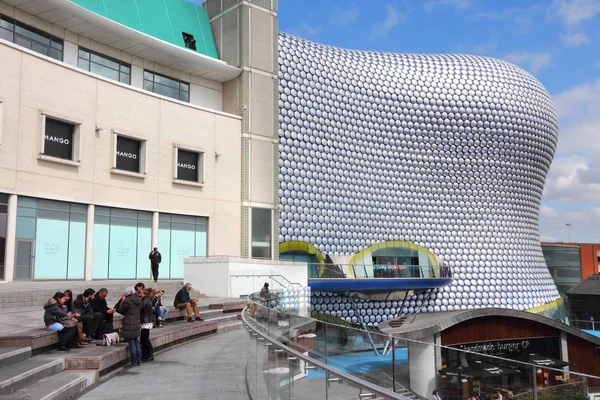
[252, 208, 272, 258]
[143, 70, 189, 102]
[182, 32, 197, 50]
[40, 115, 81, 165]
[92, 207, 152, 280]
[113, 133, 146, 175]
[158, 214, 208, 279]
[0, 194, 7, 280]
[0, 15, 63, 61]
[174, 147, 204, 184]
[15, 198, 86, 280]
[78, 48, 131, 84]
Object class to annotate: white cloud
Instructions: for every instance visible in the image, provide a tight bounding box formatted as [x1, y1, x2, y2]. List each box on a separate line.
[424, 0, 474, 12]
[292, 22, 321, 38]
[561, 32, 590, 47]
[542, 155, 600, 203]
[540, 235, 558, 242]
[330, 5, 359, 25]
[552, 0, 600, 26]
[504, 51, 551, 74]
[541, 205, 559, 218]
[369, 4, 405, 40]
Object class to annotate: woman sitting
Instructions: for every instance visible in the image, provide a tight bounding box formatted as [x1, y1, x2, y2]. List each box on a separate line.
[43, 292, 82, 351]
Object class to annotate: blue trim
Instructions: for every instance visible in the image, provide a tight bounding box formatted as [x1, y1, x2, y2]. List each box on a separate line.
[308, 278, 453, 292]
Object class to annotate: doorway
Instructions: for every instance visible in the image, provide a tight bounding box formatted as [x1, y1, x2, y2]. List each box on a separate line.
[14, 240, 34, 280]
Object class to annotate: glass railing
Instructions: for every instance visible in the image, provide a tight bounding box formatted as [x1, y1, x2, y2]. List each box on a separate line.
[307, 263, 453, 279]
[244, 289, 599, 400]
[570, 320, 598, 331]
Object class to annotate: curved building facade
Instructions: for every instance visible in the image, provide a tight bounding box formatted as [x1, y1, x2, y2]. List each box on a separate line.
[278, 33, 561, 311]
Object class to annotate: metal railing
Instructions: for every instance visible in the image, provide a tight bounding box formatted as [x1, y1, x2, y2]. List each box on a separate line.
[570, 319, 598, 331]
[243, 306, 410, 400]
[244, 287, 599, 400]
[308, 263, 453, 279]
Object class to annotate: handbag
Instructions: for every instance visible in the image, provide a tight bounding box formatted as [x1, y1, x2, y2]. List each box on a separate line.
[59, 316, 77, 328]
[101, 332, 120, 346]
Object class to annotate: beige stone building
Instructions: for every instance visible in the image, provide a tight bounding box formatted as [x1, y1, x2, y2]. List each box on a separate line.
[0, 0, 278, 282]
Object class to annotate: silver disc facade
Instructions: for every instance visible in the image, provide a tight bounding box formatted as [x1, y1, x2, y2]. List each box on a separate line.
[278, 33, 560, 313]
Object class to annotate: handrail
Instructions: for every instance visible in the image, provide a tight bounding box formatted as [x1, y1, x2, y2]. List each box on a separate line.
[242, 307, 410, 400]
[229, 271, 303, 291]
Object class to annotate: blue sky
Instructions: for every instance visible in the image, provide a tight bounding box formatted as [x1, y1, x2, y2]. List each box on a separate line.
[278, 0, 600, 243]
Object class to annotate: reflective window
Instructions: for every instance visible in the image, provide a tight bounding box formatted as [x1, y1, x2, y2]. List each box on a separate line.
[115, 135, 141, 173]
[158, 214, 208, 279]
[251, 208, 272, 258]
[93, 208, 152, 280]
[143, 70, 189, 102]
[0, 14, 63, 61]
[15, 197, 86, 280]
[78, 48, 131, 84]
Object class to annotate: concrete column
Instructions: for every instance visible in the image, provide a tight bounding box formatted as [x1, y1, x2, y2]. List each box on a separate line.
[84, 204, 94, 281]
[3, 194, 17, 282]
[152, 212, 159, 248]
[560, 331, 570, 373]
[408, 335, 436, 399]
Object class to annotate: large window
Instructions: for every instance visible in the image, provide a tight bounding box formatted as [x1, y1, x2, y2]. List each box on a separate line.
[0, 194, 7, 280]
[113, 133, 146, 176]
[251, 208, 272, 258]
[92, 207, 152, 280]
[542, 245, 582, 297]
[0, 15, 63, 61]
[158, 214, 208, 279]
[143, 70, 189, 102]
[78, 48, 131, 84]
[15, 198, 86, 280]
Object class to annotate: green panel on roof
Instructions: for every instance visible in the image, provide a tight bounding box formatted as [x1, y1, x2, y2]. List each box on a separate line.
[69, 0, 220, 59]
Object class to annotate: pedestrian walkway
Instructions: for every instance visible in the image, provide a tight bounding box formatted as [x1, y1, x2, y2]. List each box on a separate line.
[80, 329, 248, 400]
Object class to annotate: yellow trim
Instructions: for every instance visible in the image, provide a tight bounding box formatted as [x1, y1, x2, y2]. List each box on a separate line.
[348, 240, 439, 278]
[279, 241, 326, 277]
[527, 297, 564, 314]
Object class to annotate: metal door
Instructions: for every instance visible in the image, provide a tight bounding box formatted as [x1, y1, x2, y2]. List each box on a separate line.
[14, 240, 34, 280]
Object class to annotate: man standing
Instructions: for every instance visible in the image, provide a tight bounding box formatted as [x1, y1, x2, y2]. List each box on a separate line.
[90, 288, 115, 339]
[174, 283, 203, 322]
[149, 247, 161, 283]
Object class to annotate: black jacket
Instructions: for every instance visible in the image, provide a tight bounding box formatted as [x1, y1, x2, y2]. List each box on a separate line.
[43, 301, 69, 326]
[91, 296, 110, 315]
[174, 287, 191, 307]
[149, 251, 162, 265]
[152, 296, 163, 308]
[72, 295, 93, 314]
[140, 297, 154, 324]
[117, 294, 142, 340]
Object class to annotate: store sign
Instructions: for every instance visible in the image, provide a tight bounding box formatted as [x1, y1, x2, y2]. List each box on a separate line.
[44, 118, 73, 160]
[177, 149, 199, 182]
[461, 340, 530, 355]
[116, 136, 141, 172]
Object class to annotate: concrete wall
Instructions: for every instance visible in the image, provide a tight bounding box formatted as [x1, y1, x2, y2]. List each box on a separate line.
[0, 1, 224, 111]
[205, 0, 279, 258]
[184, 256, 307, 298]
[408, 335, 437, 399]
[0, 40, 242, 261]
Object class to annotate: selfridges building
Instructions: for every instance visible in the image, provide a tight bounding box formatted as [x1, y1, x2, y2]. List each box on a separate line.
[277, 33, 561, 314]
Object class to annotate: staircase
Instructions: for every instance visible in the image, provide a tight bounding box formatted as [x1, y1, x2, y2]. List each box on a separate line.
[0, 281, 246, 400]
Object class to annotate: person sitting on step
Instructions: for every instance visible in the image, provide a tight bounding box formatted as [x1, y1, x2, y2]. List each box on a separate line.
[90, 288, 115, 339]
[43, 292, 82, 351]
[72, 288, 104, 343]
[153, 289, 168, 327]
[174, 283, 203, 322]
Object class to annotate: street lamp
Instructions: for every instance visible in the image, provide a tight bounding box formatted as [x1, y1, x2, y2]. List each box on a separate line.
[566, 223, 572, 242]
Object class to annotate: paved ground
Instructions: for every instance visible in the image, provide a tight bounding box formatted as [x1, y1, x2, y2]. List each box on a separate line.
[80, 329, 249, 400]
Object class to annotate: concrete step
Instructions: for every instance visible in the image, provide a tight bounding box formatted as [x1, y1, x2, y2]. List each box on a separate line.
[216, 320, 243, 335]
[15, 371, 96, 400]
[0, 357, 63, 395]
[0, 348, 31, 369]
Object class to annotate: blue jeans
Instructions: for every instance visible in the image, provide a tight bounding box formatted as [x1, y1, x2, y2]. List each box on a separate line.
[155, 306, 168, 321]
[126, 339, 141, 365]
[47, 322, 64, 331]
